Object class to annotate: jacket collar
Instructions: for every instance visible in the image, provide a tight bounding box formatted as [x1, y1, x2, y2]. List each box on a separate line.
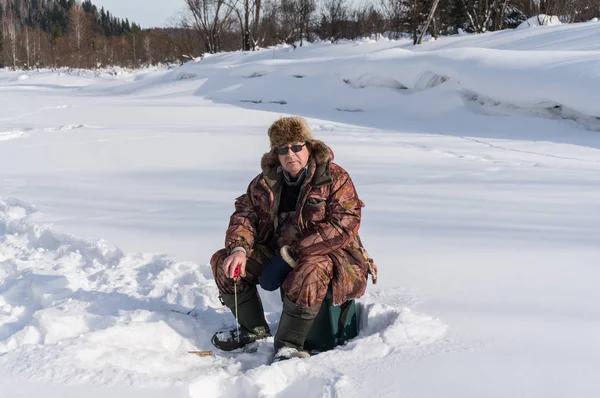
[261, 140, 333, 189]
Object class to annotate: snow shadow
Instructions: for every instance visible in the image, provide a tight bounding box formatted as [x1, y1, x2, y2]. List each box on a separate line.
[1, 198, 447, 391]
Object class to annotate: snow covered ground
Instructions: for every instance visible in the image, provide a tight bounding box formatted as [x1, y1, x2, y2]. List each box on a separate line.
[1, 20, 600, 398]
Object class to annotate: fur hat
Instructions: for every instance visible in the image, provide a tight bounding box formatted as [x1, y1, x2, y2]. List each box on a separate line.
[267, 116, 314, 149]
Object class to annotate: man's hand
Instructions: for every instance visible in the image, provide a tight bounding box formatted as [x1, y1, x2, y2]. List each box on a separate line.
[223, 250, 247, 279]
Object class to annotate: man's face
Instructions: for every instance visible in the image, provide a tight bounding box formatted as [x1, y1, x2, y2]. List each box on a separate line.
[277, 142, 310, 178]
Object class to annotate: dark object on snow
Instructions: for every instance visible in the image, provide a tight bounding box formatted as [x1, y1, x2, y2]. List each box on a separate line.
[272, 347, 311, 362]
[211, 326, 269, 351]
[304, 288, 358, 353]
[259, 251, 293, 291]
[274, 286, 359, 354]
[212, 286, 271, 351]
[274, 296, 320, 353]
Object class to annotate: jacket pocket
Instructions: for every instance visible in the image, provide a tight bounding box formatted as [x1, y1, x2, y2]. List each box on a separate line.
[303, 198, 326, 223]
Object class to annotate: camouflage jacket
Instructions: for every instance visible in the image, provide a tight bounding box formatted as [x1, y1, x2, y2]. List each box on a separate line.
[224, 140, 377, 305]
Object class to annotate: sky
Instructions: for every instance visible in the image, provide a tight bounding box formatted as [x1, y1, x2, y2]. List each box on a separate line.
[91, 0, 187, 28]
[89, 0, 368, 29]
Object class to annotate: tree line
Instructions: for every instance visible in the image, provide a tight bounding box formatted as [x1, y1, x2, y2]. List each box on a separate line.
[1, 0, 599, 70]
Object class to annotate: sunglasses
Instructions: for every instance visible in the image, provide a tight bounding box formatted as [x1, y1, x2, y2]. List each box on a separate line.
[275, 143, 306, 155]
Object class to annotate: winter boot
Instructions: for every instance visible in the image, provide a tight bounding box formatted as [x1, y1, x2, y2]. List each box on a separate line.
[272, 296, 320, 362]
[211, 285, 271, 351]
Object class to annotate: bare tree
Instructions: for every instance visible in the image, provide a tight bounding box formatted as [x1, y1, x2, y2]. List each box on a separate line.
[230, 0, 259, 50]
[256, 0, 280, 47]
[492, 0, 512, 30]
[237, 0, 262, 50]
[321, 0, 350, 41]
[23, 26, 31, 69]
[366, 4, 386, 39]
[352, 3, 369, 38]
[460, 0, 502, 32]
[352, 3, 384, 39]
[69, 6, 93, 67]
[379, 0, 406, 38]
[571, 0, 600, 22]
[143, 28, 186, 65]
[417, 0, 441, 44]
[185, 0, 238, 54]
[2, 7, 18, 69]
[533, 0, 591, 22]
[173, 25, 205, 61]
[281, 0, 317, 46]
[253, 0, 262, 47]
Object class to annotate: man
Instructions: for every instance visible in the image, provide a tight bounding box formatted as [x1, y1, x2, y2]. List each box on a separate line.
[210, 116, 377, 361]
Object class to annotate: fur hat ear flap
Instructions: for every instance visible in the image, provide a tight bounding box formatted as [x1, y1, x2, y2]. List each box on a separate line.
[268, 116, 314, 149]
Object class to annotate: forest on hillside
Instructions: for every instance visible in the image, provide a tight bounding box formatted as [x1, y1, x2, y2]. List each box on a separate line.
[1, 0, 599, 69]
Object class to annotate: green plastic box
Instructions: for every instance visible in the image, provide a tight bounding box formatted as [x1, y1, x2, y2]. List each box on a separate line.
[303, 289, 359, 353]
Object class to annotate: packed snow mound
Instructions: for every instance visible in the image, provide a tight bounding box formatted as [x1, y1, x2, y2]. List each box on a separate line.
[163, 45, 600, 125]
[518, 15, 562, 29]
[66, 20, 597, 127]
[0, 198, 447, 392]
